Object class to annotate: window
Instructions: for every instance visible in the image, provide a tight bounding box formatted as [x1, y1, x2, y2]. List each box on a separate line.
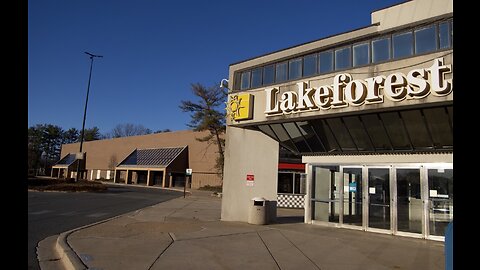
[263, 64, 275, 85]
[439, 21, 451, 49]
[270, 123, 298, 153]
[353, 42, 370, 67]
[423, 107, 453, 148]
[319, 50, 333, 73]
[251, 67, 262, 88]
[415, 25, 437, 54]
[326, 118, 356, 151]
[233, 20, 452, 90]
[296, 121, 325, 152]
[258, 125, 278, 141]
[380, 112, 412, 150]
[303, 54, 317, 77]
[240, 71, 250, 90]
[372, 37, 391, 63]
[278, 172, 293, 193]
[393, 31, 413, 59]
[283, 122, 310, 152]
[335, 47, 351, 70]
[275, 62, 287, 83]
[343, 116, 374, 151]
[400, 110, 433, 149]
[288, 58, 302, 80]
[360, 114, 392, 151]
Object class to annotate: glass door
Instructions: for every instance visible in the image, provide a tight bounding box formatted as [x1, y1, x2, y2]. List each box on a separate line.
[368, 168, 391, 230]
[427, 168, 453, 237]
[396, 168, 422, 234]
[342, 167, 363, 227]
[312, 167, 341, 223]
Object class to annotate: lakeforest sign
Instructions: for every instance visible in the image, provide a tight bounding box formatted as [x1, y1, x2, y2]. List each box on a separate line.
[264, 57, 452, 116]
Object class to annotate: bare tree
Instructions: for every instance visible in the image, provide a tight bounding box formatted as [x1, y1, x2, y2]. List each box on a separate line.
[109, 123, 152, 138]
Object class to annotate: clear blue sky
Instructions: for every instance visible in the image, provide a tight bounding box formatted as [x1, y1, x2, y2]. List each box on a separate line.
[28, 0, 404, 134]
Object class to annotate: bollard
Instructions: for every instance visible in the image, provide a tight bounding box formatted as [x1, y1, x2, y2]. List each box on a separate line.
[445, 221, 453, 270]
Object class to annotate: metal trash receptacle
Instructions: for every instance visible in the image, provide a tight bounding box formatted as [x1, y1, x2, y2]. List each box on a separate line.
[248, 197, 267, 225]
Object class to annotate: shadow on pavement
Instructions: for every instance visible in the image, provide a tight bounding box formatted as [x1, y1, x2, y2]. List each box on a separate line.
[275, 215, 304, 224]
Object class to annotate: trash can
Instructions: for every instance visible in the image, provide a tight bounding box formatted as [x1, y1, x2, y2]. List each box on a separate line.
[248, 197, 267, 225]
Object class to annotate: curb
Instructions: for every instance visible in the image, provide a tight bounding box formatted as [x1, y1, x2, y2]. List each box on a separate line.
[54, 214, 122, 270]
[55, 230, 87, 270]
[52, 192, 200, 269]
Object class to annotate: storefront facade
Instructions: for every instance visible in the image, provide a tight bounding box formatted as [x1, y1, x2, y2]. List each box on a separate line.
[221, 0, 453, 241]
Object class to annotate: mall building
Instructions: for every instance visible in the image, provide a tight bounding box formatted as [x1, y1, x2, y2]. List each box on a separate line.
[53, 130, 223, 189]
[221, 0, 453, 241]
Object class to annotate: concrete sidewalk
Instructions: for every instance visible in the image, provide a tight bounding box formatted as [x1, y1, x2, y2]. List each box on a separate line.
[37, 189, 445, 270]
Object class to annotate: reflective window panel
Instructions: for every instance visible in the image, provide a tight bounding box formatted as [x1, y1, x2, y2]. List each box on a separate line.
[275, 62, 287, 83]
[372, 37, 391, 63]
[415, 25, 437, 54]
[288, 58, 302, 80]
[393, 31, 413, 59]
[353, 42, 370, 67]
[251, 67, 263, 88]
[263, 64, 275, 85]
[240, 71, 250, 90]
[343, 168, 363, 227]
[319, 50, 333, 73]
[396, 168, 422, 234]
[303, 53, 318, 77]
[428, 168, 453, 236]
[335, 46, 352, 70]
[368, 168, 391, 230]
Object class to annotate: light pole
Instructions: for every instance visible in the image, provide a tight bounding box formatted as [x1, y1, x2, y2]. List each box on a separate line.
[75, 52, 103, 182]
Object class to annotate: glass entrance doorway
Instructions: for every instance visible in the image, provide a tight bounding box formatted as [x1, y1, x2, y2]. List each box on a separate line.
[309, 164, 453, 240]
[396, 168, 422, 234]
[311, 167, 341, 223]
[368, 168, 390, 230]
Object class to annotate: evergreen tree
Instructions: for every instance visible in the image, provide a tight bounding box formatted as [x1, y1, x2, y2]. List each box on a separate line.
[180, 83, 227, 179]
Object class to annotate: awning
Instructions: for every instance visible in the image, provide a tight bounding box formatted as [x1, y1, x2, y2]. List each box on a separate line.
[116, 146, 188, 169]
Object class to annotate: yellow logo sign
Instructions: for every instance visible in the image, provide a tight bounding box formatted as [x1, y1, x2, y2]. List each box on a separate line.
[227, 93, 254, 121]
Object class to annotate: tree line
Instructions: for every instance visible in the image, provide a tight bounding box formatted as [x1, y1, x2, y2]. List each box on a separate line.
[27, 123, 171, 175]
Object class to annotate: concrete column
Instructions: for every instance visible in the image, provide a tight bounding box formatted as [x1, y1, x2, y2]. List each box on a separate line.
[147, 170, 151, 186]
[221, 126, 279, 223]
[113, 169, 117, 183]
[161, 169, 166, 188]
[125, 170, 129, 184]
[169, 174, 173, 187]
[304, 164, 312, 223]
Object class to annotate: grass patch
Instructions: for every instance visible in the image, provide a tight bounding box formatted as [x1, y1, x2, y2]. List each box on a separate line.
[198, 185, 222, 192]
[28, 177, 108, 192]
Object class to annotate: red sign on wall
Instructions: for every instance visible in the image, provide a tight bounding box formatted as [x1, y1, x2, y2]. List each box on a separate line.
[246, 174, 254, 181]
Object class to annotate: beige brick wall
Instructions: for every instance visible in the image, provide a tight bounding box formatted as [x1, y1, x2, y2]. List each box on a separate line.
[191, 172, 222, 189]
[60, 130, 222, 188]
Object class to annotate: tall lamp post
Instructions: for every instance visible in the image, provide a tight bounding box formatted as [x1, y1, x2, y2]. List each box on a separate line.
[75, 52, 103, 182]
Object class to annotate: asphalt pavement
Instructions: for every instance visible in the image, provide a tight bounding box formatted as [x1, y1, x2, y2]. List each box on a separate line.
[29, 183, 181, 269]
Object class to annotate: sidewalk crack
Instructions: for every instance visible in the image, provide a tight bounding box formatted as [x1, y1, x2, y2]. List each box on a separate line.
[147, 232, 175, 270]
[277, 230, 322, 270]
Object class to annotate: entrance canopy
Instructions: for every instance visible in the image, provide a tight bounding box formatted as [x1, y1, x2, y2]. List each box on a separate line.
[115, 146, 188, 186]
[255, 105, 452, 156]
[51, 153, 83, 178]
